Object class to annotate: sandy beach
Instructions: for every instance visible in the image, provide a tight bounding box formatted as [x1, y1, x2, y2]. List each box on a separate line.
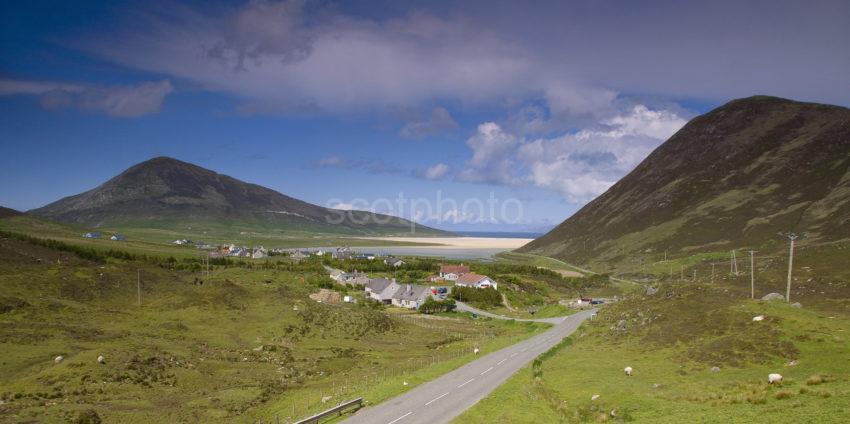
[361, 236, 533, 249]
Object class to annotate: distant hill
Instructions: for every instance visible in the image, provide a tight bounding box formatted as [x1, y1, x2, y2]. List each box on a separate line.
[30, 157, 448, 236]
[0, 206, 22, 219]
[519, 96, 850, 267]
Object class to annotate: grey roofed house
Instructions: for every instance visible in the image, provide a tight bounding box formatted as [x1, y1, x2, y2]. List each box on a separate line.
[365, 278, 393, 295]
[390, 284, 433, 309]
[384, 257, 405, 267]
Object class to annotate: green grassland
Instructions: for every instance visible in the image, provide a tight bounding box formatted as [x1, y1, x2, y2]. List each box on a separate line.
[455, 283, 850, 423]
[0, 234, 545, 423]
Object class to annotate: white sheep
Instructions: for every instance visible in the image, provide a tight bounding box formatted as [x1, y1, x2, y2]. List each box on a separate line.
[768, 373, 783, 384]
[624, 366, 633, 376]
[54, 356, 63, 364]
[473, 347, 480, 355]
[97, 355, 105, 364]
[752, 315, 765, 322]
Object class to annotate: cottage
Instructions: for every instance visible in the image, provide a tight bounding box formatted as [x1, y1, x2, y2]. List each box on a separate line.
[333, 247, 353, 260]
[83, 232, 101, 239]
[384, 257, 405, 267]
[439, 264, 470, 281]
[109, 234, 125, 241]
[390, 284, 433, 309]
[455, 273, 498, 290]
[172, 239, 191, 245]
[338, 272, 369, 286]
[252, 246, 267, 259]
[290, 251, 308, 261]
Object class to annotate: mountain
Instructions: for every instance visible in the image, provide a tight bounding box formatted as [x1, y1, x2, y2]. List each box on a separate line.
[30, 157, 448, 236]
[0, 206, 22, 219]
[519, 96, 850, 267]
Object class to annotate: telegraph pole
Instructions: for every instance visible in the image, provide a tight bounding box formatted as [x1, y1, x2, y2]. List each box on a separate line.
[748, 250, 756, 299]
[784, 233, 798, 302]
[137, 269, 141, 307]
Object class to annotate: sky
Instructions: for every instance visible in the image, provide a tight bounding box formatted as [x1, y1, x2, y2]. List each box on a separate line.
[1, 0, 848, 232]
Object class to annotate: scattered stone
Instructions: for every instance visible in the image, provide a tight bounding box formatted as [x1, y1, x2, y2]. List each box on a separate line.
[54, 355, 63, 364]
[645, 286, 658, 296]
[321, 396, 332, 403]
[591, 394, 600, 401]
[610, 409, 617, 417]
[710, 366, 721, 372]
[97, 355, 105, 364]
[786, 360, 798, 367]
[761, 292, 784, 301]
[253, 346, 264, 352]
[752, 315, 765, 322]
[791, 302, 802, 309]
[652, 383, 661, 389]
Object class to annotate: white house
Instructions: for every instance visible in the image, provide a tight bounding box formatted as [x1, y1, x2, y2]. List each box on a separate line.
[252, 246, 267, 259]
[455, 273, 498, 290]
[384, 257, 405, 267]
[390, 284, 433, 309]
[439, 264, 470, 281]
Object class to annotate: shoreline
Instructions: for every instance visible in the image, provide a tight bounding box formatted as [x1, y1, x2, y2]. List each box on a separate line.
[357, 236, 533, 249]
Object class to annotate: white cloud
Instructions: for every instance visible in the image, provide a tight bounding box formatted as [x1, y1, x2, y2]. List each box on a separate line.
[461, 105, 687, 203]
[317, 155, 343, 167]
[0, 79, 172, 117]
[415, 163, 449, 180]
[457, 122, 519, 185]
[399, 107, 458, 139]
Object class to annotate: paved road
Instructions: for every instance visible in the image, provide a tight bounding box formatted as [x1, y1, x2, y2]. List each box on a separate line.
[342, 308, 595, 424]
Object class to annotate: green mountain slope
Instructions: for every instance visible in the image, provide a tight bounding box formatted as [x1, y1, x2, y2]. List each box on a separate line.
[30, 157, 448, 236]
[519, 96, 850, 268]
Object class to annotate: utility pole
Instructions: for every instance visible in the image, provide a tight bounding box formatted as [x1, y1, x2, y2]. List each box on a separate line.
[784, 233, 798, 302]
[748, 250, 756, 299]
[711, 263, 715, 283]
[137, 269, 141, 307]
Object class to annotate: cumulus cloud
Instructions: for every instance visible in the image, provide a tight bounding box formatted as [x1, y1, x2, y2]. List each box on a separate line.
[457, 122, 519, 185]
[399, 107, 458, 139]
[414, 163, 449, 180]
[0, 79, 172, 117]
[460, 105, 688, 202]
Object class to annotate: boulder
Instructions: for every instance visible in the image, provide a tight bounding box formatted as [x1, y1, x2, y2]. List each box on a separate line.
[710, 366, 721, 372]
[761, 292, 784, 301]
[791, 302, 802, 308]
[645, 286, 659, 296]
[591, 394, 600, 401]
[97, 355, 105, 364]
[54, 355, 63, 364]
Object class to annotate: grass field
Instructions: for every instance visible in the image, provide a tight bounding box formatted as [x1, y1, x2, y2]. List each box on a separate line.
[455, 283, 850, 423]
[0, 234, 545, 423]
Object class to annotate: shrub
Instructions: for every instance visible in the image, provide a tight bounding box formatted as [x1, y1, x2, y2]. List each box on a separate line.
[774, 390, 794, 400]
[419, 298, 456, 314]
[805, 375, 823, 385]
[450, 286, 501, 308]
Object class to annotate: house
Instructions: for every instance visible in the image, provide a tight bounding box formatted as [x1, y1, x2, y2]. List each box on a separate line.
[109, 234, 125, 241]
[333, 247, 353, 260]
[173, 239, 191, 245]
[314, 249, 326, 256]
[439, 264, 470, 281]
[390, 284, 433, 309]
[289, 251, 308, 261]
[328, 269, 344, 280]
[252, 246, 267, 259]
[366, 278, 400, 304]
[455, 273, 498, 290]
[384, 257, 405, 267]
[338, 272, 369, 285]
[83, 232, 101, 239]
[353, 253, 377, 260]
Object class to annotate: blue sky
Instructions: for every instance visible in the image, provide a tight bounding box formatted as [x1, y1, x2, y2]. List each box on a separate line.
[1, 0, 848, 231]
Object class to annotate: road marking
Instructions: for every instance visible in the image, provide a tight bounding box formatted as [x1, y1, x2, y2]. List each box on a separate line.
[457, 378, 475, 388]
[510, 352, 518, 358]
[497, 358, 507, 365]
[388, 411, 413, 424]
[425, 392, 450, 406]
[481, 367, 493, 375]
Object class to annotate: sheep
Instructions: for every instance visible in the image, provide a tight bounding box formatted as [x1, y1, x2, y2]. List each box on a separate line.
[768, 373, 783, 384]
[624, 366, 633, 376]
[473, 347, 480, 355]
[752, 315, 765, 322]
[54, 356, 63, 364]
[97, 355, 105, 364]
